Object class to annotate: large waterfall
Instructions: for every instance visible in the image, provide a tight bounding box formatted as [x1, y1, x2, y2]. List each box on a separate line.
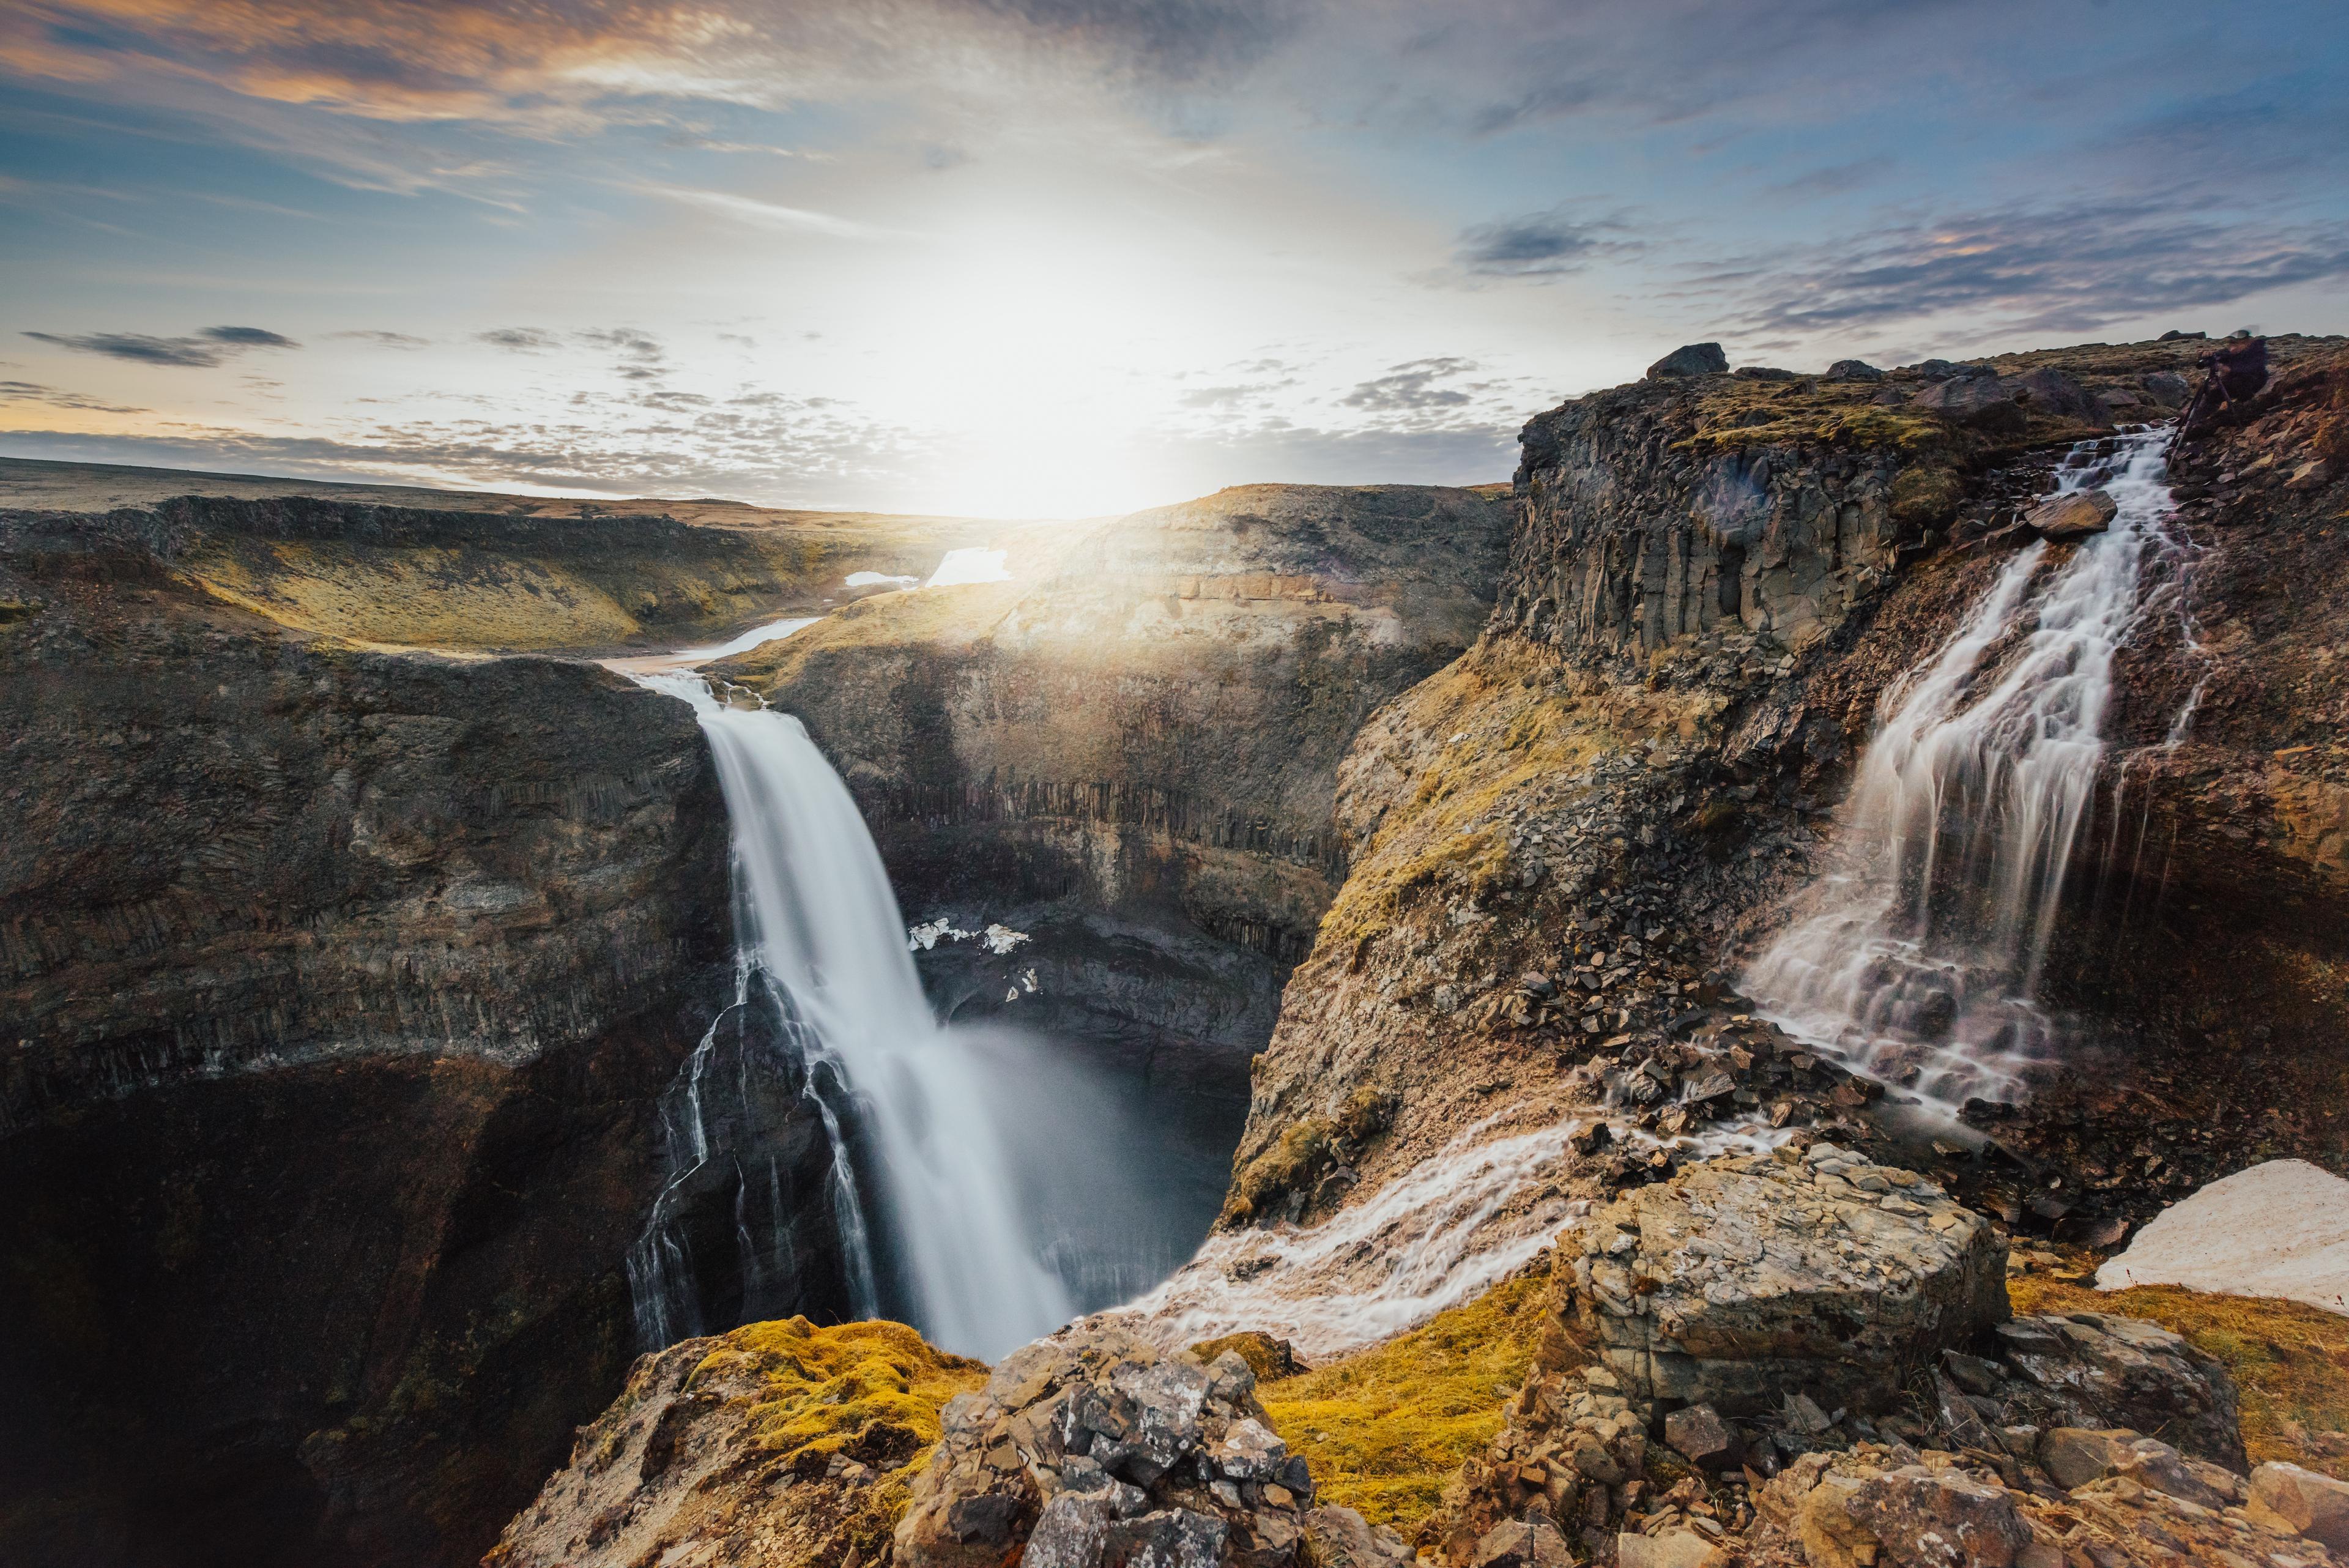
[625, 672, 1207, 1359]
[1743, 428, 2188, 1117]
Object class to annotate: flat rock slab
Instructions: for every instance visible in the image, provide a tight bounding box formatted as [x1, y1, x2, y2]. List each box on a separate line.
[2096, 1159, 2349, 1316]
[1555, 1147, 2007, 1418]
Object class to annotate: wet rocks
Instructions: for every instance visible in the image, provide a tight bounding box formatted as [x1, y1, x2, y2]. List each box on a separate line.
[2024, 489, 2118, 540]
[896, 1326, 1366, 1568]
[1551, 1149, 2008, 1420]
[1649, 343, 1729, 379]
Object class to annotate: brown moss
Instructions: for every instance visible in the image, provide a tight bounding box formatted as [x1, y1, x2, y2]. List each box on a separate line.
[1192, 1331, 1305, 1383]
[2009, 1276, 2349, 1479]
[1891, 464, 1965, 529]
[1258, 1268, 1553, 1532]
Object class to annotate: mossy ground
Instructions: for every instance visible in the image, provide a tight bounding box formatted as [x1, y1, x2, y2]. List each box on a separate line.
[2011, 1274, 2349, 1479]
[691, 1316, 987, 1477]
[1256, 1269, 1552, 1532]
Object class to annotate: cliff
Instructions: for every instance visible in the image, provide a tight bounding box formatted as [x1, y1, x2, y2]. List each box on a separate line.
[0, 460, 1037, 653]
[1230, 333, 2349, 1238]
[724, 483, 1511, 1153]
[0, 506, 854, 1566]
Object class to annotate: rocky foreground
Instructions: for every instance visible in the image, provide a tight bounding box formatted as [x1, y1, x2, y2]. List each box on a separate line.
[493, 1143, 2349, 1568]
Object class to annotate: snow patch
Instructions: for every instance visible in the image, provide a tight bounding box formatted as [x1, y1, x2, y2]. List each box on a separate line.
[846, 570, 920, 590]
[2096, 1159, 2349, 1316]
[927, 548, 1011, 587]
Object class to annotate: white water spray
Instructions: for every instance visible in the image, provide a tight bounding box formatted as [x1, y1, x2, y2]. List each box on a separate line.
[1743, 428, 2187, 1115]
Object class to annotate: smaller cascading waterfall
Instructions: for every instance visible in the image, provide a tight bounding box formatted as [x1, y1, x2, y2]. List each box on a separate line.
[626, 671, 1219, 1361]
[1743, 427, 2188, 1117]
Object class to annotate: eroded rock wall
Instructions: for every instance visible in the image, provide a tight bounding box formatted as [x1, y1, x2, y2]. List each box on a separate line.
[0, 510, 850, 1567]
[729, 484, 1511, 1146]
[1228, 335, 2349, 1243]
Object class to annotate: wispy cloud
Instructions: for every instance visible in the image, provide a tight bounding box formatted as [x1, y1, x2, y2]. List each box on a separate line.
[1453, 207, 1640, 280]
[650, 187, 881, 238]
[328, 329, 430, 348]
[0, 379, 148, 414]
[1715, 198, 2349, 338]
[477, 327, 561, 352]
[21, 325, 300, 367]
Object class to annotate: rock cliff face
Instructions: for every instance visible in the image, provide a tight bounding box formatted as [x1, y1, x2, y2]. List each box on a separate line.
[1230, 334, 2349, 1244]
[0, 506, 852, 1567]
[726, 483, 1510, 1151]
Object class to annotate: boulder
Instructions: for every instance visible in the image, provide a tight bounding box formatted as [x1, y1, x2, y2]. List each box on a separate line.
[2036, 1428, 2228, 1506]
[1664, 1404, 1739, 1468]
[1617, 1528, 1720, 1568]
[1302, 1506, 1416, 1567]
[1989, 1312, 2246, 1472]
[2142, 370, 2193, 407]
[1472, 1518, 1575, 1566]
[2252, 1463, 2349, 1549]
[1550, 1149, 2007, 1419]
[2098, 1159, 2349, 1317]
[2024, 490, 2117, 540]
[896, 1326, 1316, 1568]
[1847, 1466, 2033, 1568]
[1647, 343, 1729, 379]
[2008, 367, 2112, 425]
[1825, 359, 1885, 381]
[1910, 366, 2010, 418]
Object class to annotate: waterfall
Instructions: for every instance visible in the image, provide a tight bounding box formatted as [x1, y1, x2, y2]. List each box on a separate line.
[624, 672, 1217, 1359]
[1742, 428, 2185, 1118]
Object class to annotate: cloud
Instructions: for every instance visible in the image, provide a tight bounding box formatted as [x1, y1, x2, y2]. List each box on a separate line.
[201, 325, 300, 349]
[1770, 157, 1894, 198]
[1716, 199, 2349, 338]
[650, 187, 880, 237]
[477, 327, 561, 351]
[1454, 207, 1638, 279]
[577, 326, 668, 379]
[0, 379, 148, 413]
[1339, 357, 1482, 412]
[328, 329, 430, 347]
[21, 325, 300, 366]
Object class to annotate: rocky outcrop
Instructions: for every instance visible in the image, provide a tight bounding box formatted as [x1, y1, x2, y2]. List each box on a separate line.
[0, 509, 851, 1566]
[486, 1317, 986, 1568]
[1546, 1145, 2008, 1421]
[1228, 333, 2349, 1257]
[892, 1325, 1407, 1568]
[727, 483, 1509, 1164]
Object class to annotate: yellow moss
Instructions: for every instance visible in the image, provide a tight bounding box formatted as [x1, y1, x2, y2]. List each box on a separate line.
[1259, 1269, 1553, 1532]
[692, 1317, 987, 1479]
[1192, 1331, 1304, 1383]
[1313, 655, 1616, 947]
[2008, 1277, 2349, 1479]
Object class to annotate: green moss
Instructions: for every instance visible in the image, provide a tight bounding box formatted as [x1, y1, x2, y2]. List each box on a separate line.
[692, 1316, 987, 1477]
[1890, 464, 1965, 529]
[1223, 1117, 1338, 1225]
[1259, 1269, 1553, 1532]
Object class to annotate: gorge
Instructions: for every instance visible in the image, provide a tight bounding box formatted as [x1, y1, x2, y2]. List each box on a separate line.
[5, 331, 2349, 1568]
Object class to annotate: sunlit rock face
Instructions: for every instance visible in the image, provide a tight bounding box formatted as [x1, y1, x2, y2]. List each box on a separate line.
[727, 483, 1513, 1154]
[0, 506, 855, 1568]
[1223, 336, 2349, 1341]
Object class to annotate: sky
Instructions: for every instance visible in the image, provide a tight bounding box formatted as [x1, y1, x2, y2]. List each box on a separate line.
[2, 0, 2345, 518]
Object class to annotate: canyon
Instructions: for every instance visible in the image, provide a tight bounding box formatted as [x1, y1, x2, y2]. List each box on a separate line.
[4, 330, 2347, 1568]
